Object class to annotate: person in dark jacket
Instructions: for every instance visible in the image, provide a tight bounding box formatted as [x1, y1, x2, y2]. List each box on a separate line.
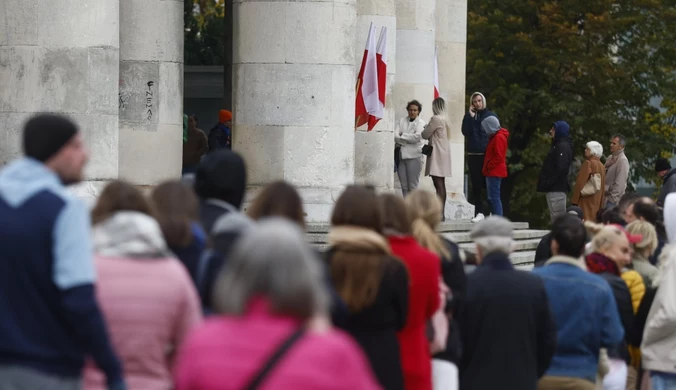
[461, 92, 497, 222]
[0, 115, 125, 390]
[537, 121, 574, 224]
[533, 215, 624, 390]
[194, 149, 247, 235]
[459, 216, 556, 390]
[584, 222, 640, 388]
[326, 186, 409, 390]
[208, 110, 232, 151]
[656, 158, 676, 208]
[534, 206, 584, 267]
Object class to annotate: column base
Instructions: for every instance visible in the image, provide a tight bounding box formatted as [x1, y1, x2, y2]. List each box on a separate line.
[445, 198, 475, 221]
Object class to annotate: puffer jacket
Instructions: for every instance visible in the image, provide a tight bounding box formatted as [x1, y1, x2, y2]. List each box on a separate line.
[537, 121, 573, 193]
[621, 269, 645, 313]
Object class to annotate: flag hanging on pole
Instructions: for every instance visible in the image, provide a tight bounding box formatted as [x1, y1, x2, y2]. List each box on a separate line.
[433, 46, 440, 99]
[355, 23, 379, 129]
[368, 27, 388, 131]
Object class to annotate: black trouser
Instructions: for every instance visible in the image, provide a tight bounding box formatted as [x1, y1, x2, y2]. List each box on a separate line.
[467, 154, 485, 215]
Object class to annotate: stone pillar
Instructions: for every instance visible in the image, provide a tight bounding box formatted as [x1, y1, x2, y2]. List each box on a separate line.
[232, 0, 356, 222]
[436, 0, 474, 219]
[0, 0, 119, 181]
[353, 0, 396, 192]
[118, 0, 184, 185]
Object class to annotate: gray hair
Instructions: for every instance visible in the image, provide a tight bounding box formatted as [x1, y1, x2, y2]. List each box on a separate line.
[470, 216, 515, 256]
[212, 218, 330, 319]
[611, 134, 626, 146]
[586, 141, 603, 158]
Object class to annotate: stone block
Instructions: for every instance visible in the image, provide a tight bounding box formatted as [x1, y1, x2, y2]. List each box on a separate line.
[392, 83, 435, 126]
[357, 0, 396, 17]
[0, 113, 29, 166]
[158, 62, 183, 125]
[70, 113, 119, 180]
[395, 0, 436, 31]
[445, 198, 474, 220]
[285, 2, 356, 65]
[232, 125, 285, 186]
[448, 140, 465, 193]
[118, 123, 182, 184]
[354, 16, 397, 75]
[447, 0, 468, 43]
[39, 47, 89, 113]
[119, 0, 183, 62]
[88, 47, 119, 115]
[233, 2, 286, 64]
[435, 0, 449, 42]
[283, 126, 355, 187]
[119, 61, 160, 125]
[395, 30, 435, 85]
[233, 63, 353, 128]
[0, 47, 40, 112]
[354, 130, 395, 189]
[39, 0, 119, 48]
[0, 0, 38, 46]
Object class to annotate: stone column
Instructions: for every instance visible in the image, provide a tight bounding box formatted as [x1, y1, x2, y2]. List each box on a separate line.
[0, 0, 119, 182]
[232, 0, 356, 222]
[436, 0, 474, 219]
[118, 0, 184, 185]
[353, 0, 396, 192]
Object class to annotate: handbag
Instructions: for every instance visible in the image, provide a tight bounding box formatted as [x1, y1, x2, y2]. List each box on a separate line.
[581, 173, 602, 196]
[244, 327, 306, 390]
[422, 144, 433, 156]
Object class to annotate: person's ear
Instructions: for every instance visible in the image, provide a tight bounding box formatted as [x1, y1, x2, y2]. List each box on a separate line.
[550, 239, 560, 256]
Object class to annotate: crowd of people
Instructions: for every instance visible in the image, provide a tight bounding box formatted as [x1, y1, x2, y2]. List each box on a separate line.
[1, 112, 676, 390]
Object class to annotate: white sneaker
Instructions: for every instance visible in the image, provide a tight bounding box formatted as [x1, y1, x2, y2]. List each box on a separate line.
[471, 213, 485, 223]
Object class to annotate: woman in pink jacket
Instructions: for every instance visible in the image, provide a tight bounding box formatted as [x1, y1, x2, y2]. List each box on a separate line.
[83, 181, 202, 390]
[174, 218, 381, 390]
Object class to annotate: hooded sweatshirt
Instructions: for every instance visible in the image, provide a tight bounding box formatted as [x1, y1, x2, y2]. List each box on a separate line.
[537, 121, 573, 193]
[0, 158, 122, 385]
[481, 116, 509, 178]
[461, 92, 497, 154]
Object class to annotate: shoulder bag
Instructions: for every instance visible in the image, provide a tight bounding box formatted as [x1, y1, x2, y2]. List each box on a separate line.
[581, 173, 602, 196]
[422, 144, 433, 156]
[243, 327, 306, 390]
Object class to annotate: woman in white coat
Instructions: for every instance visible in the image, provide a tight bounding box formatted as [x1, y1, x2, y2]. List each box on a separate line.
[395, 100, 426, 196]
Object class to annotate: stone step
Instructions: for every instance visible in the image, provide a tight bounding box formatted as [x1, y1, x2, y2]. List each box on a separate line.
[459, 238, 541, 253]
[306, 220, 529, 234]
[307, 229, 548, 245]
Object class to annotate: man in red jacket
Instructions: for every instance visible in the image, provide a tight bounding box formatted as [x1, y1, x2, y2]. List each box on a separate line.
[481, 116, 509, 216]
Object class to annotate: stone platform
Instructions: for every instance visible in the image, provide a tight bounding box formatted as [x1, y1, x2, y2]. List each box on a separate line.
[307, 221, 548, 270]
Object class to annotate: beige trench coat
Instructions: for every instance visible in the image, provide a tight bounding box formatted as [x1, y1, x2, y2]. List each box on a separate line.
[422, 115, 452, 177]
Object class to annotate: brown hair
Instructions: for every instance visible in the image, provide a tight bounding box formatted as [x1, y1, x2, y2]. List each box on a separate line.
[379, 193, 412, 234]
[406, 190, 450, 259]
[150, 181, 199, 248]
[247, 181, 306, 229]
[91, 181, 153, 225]
[330, 186, 388, 312]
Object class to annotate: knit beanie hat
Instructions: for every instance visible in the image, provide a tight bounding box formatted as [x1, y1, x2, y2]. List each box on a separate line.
[219, 110, 232, 123]
[481, 116, 501, 135]
[23, 114, 78, 162]
[655, 158, 671, 172]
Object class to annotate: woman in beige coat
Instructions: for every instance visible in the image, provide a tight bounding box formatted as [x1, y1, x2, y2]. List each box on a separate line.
[422, 98, 452, 220]
[572, 141, 606, 222]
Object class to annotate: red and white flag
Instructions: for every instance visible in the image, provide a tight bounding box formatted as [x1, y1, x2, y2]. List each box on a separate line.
[368, 27, 388, 131]
[355, 23, 379, 129]
[433, 46, 440, 99]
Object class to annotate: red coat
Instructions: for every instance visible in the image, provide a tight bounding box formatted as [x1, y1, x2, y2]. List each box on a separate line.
[482, 128, 509, 178]
[388, 236, 441, 390]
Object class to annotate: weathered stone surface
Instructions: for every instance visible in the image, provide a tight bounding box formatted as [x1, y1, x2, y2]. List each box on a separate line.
[0, 113, 29, 166]
[70, 113, 119, 180]
[355, 130, 395, 189]
[0, 0, 38, 46]
[0, 47, 40, 112]
[118, 123, 182, 184]
[158, 62, 183, 126]
[88, 47, 120, 115]
[395, 0, 436, 31]
[39, 0, 119, 48]
[119, 61, 160, 125]
[119, 0, 183, 62]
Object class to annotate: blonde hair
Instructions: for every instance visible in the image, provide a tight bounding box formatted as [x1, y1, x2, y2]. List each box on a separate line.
[626, 220, 657, 256]
[432, 97, 452, 139]
[584, 221, 628, 253]
[406, 190, 450, 259]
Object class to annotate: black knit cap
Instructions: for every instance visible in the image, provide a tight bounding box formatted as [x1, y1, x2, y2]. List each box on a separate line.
[655, 158, 672, 172]
[23, 114, 79, 162]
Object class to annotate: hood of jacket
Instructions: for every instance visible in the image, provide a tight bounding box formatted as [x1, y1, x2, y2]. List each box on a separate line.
[553, 121, 570, 142]
[494, 128, 510, 139]
[0, 158, 66, 208]
[195, 149, 246, 208]
[93, 211, 174, 259]
[471, 92, 488, 111]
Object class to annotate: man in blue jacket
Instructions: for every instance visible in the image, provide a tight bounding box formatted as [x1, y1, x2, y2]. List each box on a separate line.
[462, 92, 496, 222]
[532, 214, 624, 389]
[0, 114, 125, 390]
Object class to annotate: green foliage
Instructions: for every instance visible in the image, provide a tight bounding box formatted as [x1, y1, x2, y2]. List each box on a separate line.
[185, 0, 226, 65]
[467, 0, 676, 227]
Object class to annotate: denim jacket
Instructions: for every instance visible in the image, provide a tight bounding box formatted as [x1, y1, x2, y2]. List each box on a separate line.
[532, 256, 624, 382]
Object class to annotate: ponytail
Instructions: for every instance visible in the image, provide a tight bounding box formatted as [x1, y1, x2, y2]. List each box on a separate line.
[412, 217, 450, 259]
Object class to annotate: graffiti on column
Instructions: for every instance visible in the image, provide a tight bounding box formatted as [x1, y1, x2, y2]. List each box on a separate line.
[146, 81, 154, 121]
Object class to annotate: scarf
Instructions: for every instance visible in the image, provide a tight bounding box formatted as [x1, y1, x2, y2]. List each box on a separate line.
[328, 226, 391, 255]
[93, 211, 173, 259]
[585, 252, 620, 276]
[604, 150, 624, 169]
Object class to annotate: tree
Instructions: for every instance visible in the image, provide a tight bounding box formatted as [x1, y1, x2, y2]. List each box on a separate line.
[184, 0, 226, 65]
[466, 0, 676, 227]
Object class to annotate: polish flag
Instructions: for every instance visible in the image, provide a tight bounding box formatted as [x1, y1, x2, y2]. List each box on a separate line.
[355, 23, 379, 129]
[368, 27, 388, 131]
[433, 46, 440, 99]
